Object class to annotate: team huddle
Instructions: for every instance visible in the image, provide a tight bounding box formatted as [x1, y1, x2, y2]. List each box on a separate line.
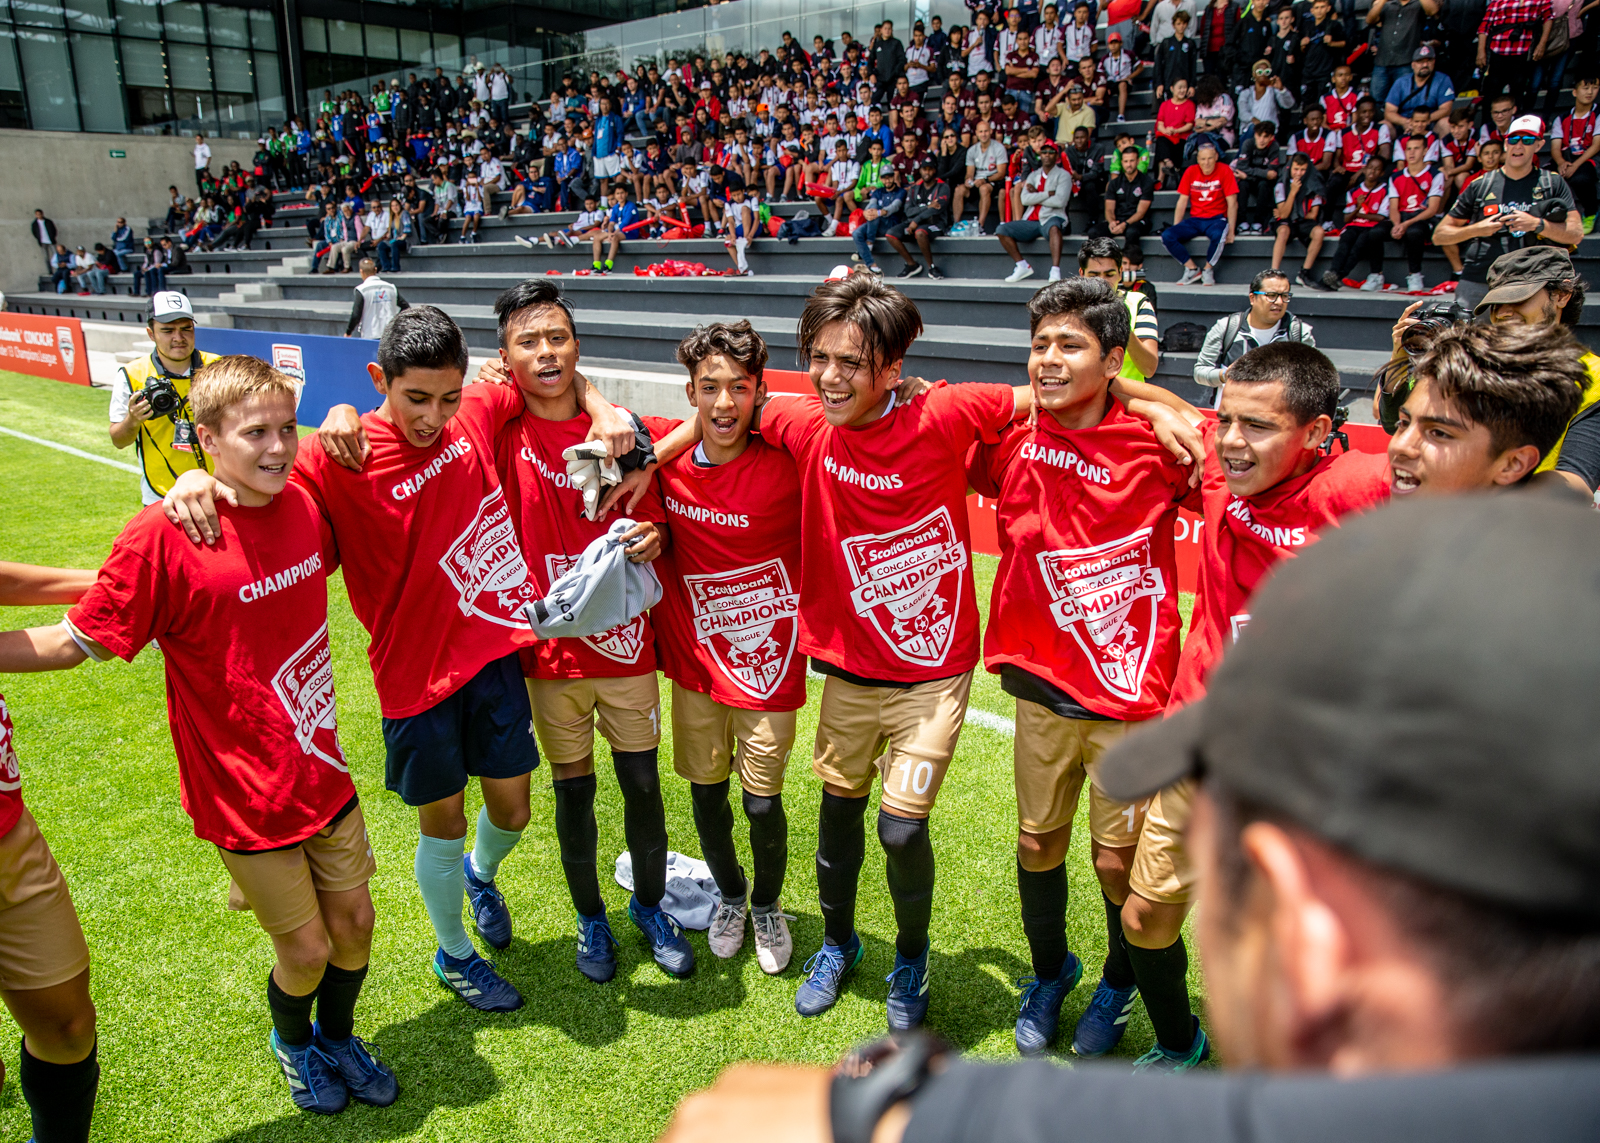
[0, 268, 1588, 1138]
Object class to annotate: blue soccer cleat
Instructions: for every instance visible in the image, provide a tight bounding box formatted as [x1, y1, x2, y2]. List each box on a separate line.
[629, 896, 695, 977]
[1014, 951, 1084, 1056]
[432, 948, 524, 1012]
[1071, 977, 1140, 1058]
[795, 934, 864, 1017]
[268, 1029, 348, 1115]
[314, 1023, 398, 1107]
[1132, 1017, 1211, 1073]
[463, 854, 513, 950]
[885, 944, 932, 1031]
[576, 910, 619, 983]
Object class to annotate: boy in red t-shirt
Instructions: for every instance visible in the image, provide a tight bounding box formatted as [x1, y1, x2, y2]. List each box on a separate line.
[9, 358, 397, 1115]
[1162, 142, 1239, 286]
[970, 280, 1206, 1064]
[644, 322, 807, 975]
[0, 562, 99, 1142]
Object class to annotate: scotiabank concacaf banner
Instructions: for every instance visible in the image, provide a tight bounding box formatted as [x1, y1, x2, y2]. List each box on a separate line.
[195, 327, 379, 427]
[0, 311, 90, 386]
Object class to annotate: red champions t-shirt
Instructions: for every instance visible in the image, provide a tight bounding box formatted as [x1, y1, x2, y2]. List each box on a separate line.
[1178, 163, 1239, 218]
[1170, 428, 1391, 709]
[971, 404, 1201, 721]
[292, 383, 536, 719]
[759, 382, 1016, 682]
[495, 408, 667, 680]
[0, 695, 24, 838]
[645, 419, 808, 712]
[67, 491, 356, 850]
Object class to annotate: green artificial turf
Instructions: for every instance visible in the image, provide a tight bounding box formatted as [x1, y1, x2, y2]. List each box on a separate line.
[0, 369, 1207, 1142]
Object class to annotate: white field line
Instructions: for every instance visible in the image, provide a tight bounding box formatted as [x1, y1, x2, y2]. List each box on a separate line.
[0, 425, 139, 475]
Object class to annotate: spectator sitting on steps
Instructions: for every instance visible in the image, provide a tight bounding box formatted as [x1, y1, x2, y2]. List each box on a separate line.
[998, 143, 1073, 283]
[1164, 142, 1240, 286]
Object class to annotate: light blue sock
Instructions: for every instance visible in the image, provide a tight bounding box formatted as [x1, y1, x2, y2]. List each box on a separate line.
[415, 833, 472, 960]
[470, 805, 523, 884]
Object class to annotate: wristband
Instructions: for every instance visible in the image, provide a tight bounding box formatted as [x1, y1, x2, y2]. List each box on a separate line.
[829, 1033, 947, 1143]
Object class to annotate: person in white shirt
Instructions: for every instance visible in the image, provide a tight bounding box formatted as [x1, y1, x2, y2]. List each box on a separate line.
[192, 133, 212, 194]
[954, 118, 1010, 233]
[1036, 4, 1066, 65]
[479, 154, 505, 193]
[344, 258, 409, 339]
[1143, 0, 1196, 47]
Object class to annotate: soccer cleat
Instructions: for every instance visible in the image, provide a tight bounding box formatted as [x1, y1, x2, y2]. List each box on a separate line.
[629, 896, 696, 977]
[1014, 952, 1084, 1056]
[1177, 266, 1202, 286]
[575, 910, 619, 983]
[897, 262, 924, 278]
[1005, 260, 1035, 283]
[1132, 1017, 1212, 1074]
[707, 898, 749, 959]
[268, 1029, 349, 1115]
[463, 854, 513, 950]
[928, 265, 947, 279]
[1200, 266, 1216, 287]
[1406, 272, 1426, 292]
[432, 948, 524, 1012]
[752, 904, 797, 974]
[1071, 978, 1140, 1058]
[314, 1024, 398, 1107]
[1321, 271, 1344, 292]
[795, 934, 863, 1016]
[1048, 266, 1062, 282]
[886, 944, 932, 1030]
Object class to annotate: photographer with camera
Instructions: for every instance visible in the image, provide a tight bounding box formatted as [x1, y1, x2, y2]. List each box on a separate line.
[108, 292, 221, 506]
[1433, 115, 1583, 312]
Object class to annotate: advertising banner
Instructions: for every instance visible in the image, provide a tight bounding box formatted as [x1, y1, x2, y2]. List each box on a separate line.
[0, 312, 90, 386]
[194, 327, 379, 427]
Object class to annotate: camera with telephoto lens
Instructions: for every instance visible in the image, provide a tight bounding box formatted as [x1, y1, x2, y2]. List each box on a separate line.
[143, 375, 184, 418]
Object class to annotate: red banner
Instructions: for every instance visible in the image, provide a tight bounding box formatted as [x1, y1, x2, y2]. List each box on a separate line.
[764, 370, 1391, 593]
[0, 311, 90, 386]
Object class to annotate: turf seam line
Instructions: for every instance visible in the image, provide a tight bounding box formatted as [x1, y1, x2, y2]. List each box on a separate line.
[805, 666, 1016, 736]
[0, 425, 139, 475]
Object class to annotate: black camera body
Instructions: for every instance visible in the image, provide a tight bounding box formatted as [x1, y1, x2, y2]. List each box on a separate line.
[143, 376, 184, 418]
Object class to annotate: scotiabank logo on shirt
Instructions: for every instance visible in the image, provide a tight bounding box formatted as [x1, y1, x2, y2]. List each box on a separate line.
[1036, 528, 1166, 702]
[439, 489, 536, 628]
[0, 696, 18, 793]
[683, 559, 799, 700]
[842, 507, 968, 667]
[546, 553, 646, 663]
[270, 624, 347, 771]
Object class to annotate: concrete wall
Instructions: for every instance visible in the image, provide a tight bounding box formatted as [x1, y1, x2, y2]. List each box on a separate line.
[0, 129, 257, 296]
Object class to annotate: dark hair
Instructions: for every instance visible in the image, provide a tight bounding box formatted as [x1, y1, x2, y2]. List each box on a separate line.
[377, 305, 469, 380]
[1209, 784, 1600, 1054]
[1077, 235, 1123, 270]
[1122, 244, 1144, 265]
[1414, 322, 1587, 458]
[677, 319, 769, 381]
[797, 274, 923, 380]
[1026, 277, 1130, 356]
[1491, 93, 1518, 108]
[494, 278, 578, 346]
[1195, 74, 1224, 106]
[1120, 145, 1142, 159]
[1226, 342, 1341, 425]
[1250, 267, 1291, 293]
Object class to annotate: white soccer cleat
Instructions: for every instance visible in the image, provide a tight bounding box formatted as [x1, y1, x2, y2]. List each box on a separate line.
[752, 904, 797, 975]
[1361, 273, 1385, 292]
[707, 899, 748, 959]
[1005, 260, 1035, 283]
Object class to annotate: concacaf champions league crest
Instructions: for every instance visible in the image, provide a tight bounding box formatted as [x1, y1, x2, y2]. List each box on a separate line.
[270, 623, 347, 770]
[1035, 528, 1166, 702]
[683, 559, 800, 700]
[439, 488, 536, 628]
[842, 507, 968, 667]
[546, 552, 646, 663]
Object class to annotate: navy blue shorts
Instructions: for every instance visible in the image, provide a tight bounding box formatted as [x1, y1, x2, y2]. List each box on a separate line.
[382, 653, 540, 807]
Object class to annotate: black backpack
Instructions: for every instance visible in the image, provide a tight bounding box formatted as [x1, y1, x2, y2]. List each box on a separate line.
[1161, 321, 1207, 352]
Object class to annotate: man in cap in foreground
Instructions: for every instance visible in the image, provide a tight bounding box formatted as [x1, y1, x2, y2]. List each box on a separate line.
[660, 495, 1600, 1143]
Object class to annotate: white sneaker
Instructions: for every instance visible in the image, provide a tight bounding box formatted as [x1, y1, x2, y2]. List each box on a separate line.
[1201, 266, 1216, 286]
[752, 903, 796, 975]
[1005, 260, 1035, 283]
[823, 217, 838, 236]
[1361, 273, 1385, 291]
[1048, 266, 1062, 282]
[1406, 272, 1426, 292]
[1178, 266, 1203, 285]
[707, 898, 748, 959]
[514, 235, 534, 249]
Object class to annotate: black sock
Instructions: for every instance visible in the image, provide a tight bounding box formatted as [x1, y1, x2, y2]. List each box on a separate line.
[1017, 861, 1069, 979]
[19, 1038, 98, 1143]
[553, 773, 604, 916]
[690, 779, 748, 902]
[878, 809, 935, 960]
[315, 962, 368, 1042]
[816, 790, 868, 946]
[614, 749, 669, 909]
[267, 969, 318, 1047]
[743, 790, 788, 909]
[1125, 936, 1194, 1053]
[1102, 892, 1137, 989]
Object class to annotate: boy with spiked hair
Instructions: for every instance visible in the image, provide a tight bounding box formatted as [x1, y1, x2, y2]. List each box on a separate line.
[6, 357, 396, 1115]
[967, 279, 1204, 1059]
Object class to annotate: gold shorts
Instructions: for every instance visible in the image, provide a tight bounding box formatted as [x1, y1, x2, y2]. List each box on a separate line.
[669, 683, 796, 797]
[0, 810, 90, 992]
[1012, 699, 1144, 842]
[1128, 777, 1196, 905]
[527, 675, 662, 766]
[811, 671, 973, 816]
[218, 804, 377, 936]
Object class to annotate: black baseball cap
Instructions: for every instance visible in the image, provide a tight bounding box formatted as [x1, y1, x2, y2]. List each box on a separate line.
[1476, 246, 1576, 312]
[1100, 496, 1600, 924]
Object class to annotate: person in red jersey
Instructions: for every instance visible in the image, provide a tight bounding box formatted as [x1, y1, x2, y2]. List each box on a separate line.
[4, 358, 397, 1117]
[969, 279, 1209, 1067]
[0, 562, 99, 1143]
[1173, 341, 1392, 710]
[639, 273, 1206, 1031]
[162, 310, 634, 1017]
[646, 322, 806, 976]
